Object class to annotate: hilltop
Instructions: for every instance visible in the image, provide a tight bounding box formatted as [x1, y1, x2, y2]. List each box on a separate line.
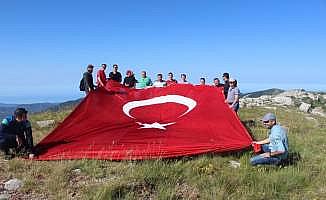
[241, 88, 285, 98]
[0, 99, 326, 199]
[241, 89, 326, 117]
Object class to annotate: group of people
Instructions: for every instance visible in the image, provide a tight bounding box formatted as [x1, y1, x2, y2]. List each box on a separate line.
[80, 64, 289, 166]
[0, 64, 289, 166]
[80, 64, 240, 113]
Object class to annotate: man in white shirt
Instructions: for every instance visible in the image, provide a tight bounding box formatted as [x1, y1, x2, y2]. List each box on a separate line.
[153, 73, 167, 87]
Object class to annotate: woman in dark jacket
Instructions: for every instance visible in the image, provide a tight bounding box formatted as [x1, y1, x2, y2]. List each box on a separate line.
[123, 70, 137, 88]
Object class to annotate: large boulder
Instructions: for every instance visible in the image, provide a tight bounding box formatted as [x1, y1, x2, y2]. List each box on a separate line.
[299, 102, 311, 113]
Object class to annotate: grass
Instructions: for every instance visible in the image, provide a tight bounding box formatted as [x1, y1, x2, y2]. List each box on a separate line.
[1, 107, 326, 199]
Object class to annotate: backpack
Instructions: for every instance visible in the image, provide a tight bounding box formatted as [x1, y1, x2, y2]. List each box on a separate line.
[1, 115, 14, 126]
[79, 77, 85, 91]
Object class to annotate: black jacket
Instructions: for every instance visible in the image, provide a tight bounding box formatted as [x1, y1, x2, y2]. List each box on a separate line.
[223, 80, 229, 99]
[83, 72, 95, 92]
[123, 76, 137, 88]
[109, 72, 122, 83]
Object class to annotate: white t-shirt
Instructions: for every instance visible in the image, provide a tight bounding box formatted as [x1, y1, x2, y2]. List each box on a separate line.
[153, 81, 167, 87]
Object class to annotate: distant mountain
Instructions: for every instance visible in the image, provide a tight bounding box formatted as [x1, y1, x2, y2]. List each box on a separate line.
[45, 98, 82, 112]
[0, 103, 18, 107]
[241, 88, 285, 98]
[0, 98, 84, 120]
[0, 102, 58, 120]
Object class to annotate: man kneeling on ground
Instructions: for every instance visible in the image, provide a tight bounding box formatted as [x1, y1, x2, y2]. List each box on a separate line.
[250, 113, 289, 166]
[0, 108, 34, 159]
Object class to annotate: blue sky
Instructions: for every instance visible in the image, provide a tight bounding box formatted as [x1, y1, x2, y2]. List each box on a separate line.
[0, 0, 325, 103]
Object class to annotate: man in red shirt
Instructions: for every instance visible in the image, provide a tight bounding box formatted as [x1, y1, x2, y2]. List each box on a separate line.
[166, 72, 178, 86]
[97, 64, 107, 88]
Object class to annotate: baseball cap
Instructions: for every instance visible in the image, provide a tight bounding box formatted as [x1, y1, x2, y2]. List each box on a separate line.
[262, 113, 276, 122]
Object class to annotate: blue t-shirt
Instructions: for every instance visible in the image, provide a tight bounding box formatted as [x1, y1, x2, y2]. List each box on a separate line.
[268, 124, 289, 159]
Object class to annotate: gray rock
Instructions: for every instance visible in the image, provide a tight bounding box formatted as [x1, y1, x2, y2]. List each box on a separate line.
[307, 93, 319, 101]
[72, 168, 81, 173]
[4, 178, 23, 191]
[0, 194, 10, 200]
[36, 120, 55, 128]
[272, 96, 293, 106]
[277, 89, 305, 98]
[299, 102, 311, 113]
[240, 90, 324, 110]
[323, 95, 326, 100]
[229, 160, 241, 168]
[311, 107, 326, 117]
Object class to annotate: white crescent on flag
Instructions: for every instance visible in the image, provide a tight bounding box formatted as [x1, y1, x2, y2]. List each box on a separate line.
[122, 95, 197, 130]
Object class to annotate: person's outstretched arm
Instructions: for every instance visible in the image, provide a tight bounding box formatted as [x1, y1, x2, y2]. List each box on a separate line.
[253, 138, 270, 145]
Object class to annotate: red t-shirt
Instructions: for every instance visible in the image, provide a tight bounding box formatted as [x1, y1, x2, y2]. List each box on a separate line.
[97, 69, 107, 87]
[166, 79, 178, 86]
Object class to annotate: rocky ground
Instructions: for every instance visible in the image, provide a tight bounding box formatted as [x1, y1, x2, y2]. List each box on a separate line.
[240, 89, 326, 117]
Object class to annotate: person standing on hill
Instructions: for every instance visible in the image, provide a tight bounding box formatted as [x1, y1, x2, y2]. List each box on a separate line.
[226, 78, 240, 113]
[222, 72, 230, 99]
[123, 70, 137, 88]
[179, 74, 190, 84]
[0, 108, 34, 160]
[137, 71, 152, 88]
[97, 63, 107, 88]
[213, 78, 224, 88]
[82, 64, 95, 95]
[250, 113, 289, 166]
[153, 73, 167, 87]
[109, 64, 122, 83]
[199, 77, 206, 85]
[166, 72, 178, 86]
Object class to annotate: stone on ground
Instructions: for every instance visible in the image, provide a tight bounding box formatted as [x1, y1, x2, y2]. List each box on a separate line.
[4, 178, 23, 191]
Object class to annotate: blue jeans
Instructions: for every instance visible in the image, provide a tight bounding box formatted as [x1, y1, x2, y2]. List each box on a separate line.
[250, 144, 282, 166]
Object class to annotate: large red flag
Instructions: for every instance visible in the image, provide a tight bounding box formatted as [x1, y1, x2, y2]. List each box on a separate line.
[35, 84, 252, 160]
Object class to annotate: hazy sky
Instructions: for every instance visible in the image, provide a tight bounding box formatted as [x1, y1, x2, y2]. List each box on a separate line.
[0, 0, 325, 103]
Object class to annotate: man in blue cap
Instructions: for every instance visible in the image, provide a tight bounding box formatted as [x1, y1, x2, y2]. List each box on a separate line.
[250, 113, 289, 166]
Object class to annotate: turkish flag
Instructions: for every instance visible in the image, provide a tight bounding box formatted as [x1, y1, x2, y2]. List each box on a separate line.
[35, 84, 252, 160]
